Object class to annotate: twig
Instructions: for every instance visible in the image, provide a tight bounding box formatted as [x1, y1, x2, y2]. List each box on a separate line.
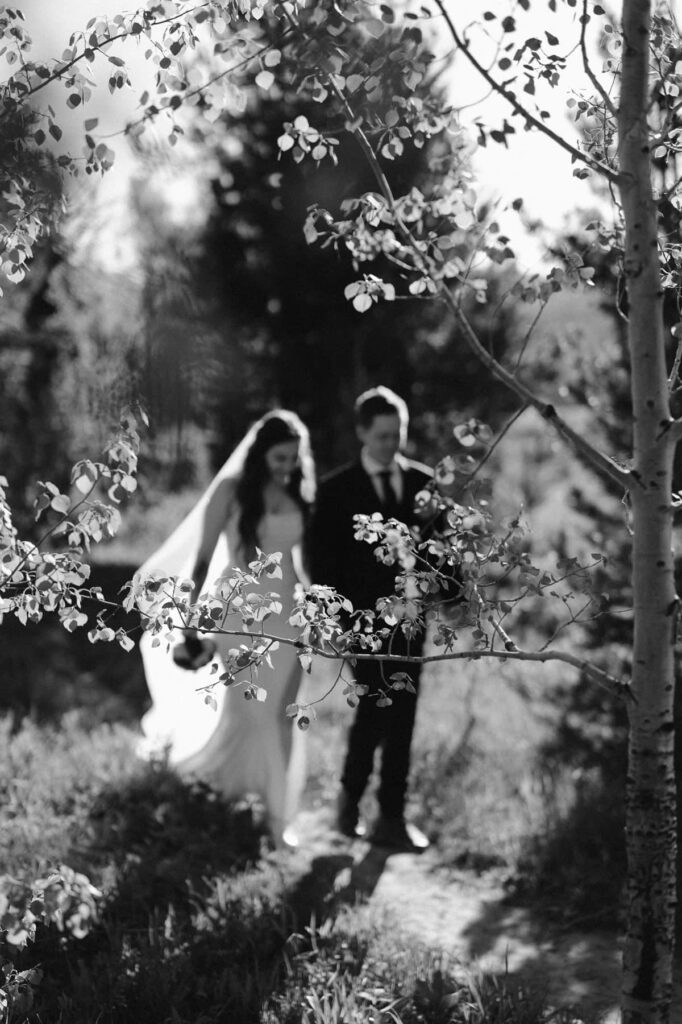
[581, 0, 618, 117]
[466, 404, 529, 482]
[150, 622, 632, 703]
[434, 0, 620, 185]
[667, 334, 682, 393]
[514, 300, 548, 372]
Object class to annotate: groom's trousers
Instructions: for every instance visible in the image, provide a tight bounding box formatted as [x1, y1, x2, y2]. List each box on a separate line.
[340, 634, 424, 819]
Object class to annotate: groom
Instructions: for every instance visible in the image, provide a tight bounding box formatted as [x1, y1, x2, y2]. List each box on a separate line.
[311, 386, 432, 852]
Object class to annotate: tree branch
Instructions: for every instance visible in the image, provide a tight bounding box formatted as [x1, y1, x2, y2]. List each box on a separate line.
[164, 623, 633, 704]
[329, 79, 633, 493]
[12, 4, 210, 104]
[443, 294, 634, 490]
[662, 417, 682, 443]
[667, 332, 682, 393]
[435, 0, 620, 184]
[581, 0, 618, 118]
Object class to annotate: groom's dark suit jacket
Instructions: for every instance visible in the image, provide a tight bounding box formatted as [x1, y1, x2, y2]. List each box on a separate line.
[311, 458, 432, 614]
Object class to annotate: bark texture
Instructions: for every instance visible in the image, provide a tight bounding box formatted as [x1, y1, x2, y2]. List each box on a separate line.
[619, 1, 678, 1020]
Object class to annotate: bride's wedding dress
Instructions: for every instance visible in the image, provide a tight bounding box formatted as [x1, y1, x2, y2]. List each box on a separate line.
[138, 507, 306, 845]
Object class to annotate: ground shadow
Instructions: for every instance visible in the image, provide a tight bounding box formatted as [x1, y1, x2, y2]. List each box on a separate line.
[458, 887, 623, 1020]
[436, 667, 682, 1020]
[287, 844, 391, 924]
[14, 763, 291, 1023]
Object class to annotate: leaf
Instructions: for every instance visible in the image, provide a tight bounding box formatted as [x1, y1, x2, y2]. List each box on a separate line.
[67, 94, 82, 108]
[49, 123, 63, 142]
[365, 18, 385, 37]
[84, 117, 99, 131]
[277, 133, 294, 152]
[50, 494, 71, 515]
[255, 69, 274, 90]
[352, 293, 373, 313]
[297, 650, 312, 672]
[264, 48, 281, 67]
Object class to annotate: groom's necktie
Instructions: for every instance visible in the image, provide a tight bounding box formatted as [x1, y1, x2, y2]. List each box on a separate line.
[377, 470, 400, 517]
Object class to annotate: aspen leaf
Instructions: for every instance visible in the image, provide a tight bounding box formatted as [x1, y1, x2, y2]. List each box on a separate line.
[352, 293, 373, 313]
[50, 494, 71, 514]
[365, 18, 385, 37]
[255, 69, 274, 90]
[297, 650, 312, 672]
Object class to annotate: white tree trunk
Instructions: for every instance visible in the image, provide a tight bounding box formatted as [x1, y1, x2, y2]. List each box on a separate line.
[619, 1, 678, 1020]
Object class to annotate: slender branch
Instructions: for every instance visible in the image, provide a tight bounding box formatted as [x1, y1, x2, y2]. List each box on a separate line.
[164, 622, 632, 703]
[434, 0, 620, 184]
[467, 404, 529, 481]
[12, 4, 210, 104]
[2, 481, 100, 590]
[325, 75, 633, 493]
[302, 664, 346, 709]
[580, 0, 618, 117]
[662, 417, 682, 443]
[514, 299, 549, 371]
[668, 333, 682, 393]
[112, 31, 295, 141]
[443, 294, 634, 490]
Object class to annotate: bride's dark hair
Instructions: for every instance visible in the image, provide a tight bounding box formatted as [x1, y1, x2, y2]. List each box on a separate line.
[235, 410, 315, 557]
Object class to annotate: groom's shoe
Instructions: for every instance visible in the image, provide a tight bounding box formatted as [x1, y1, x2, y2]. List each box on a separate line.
[368, 815, 430, 853]
[335, 791, 366, 839]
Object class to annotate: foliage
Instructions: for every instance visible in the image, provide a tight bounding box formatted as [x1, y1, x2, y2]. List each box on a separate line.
[0, 406, 144, 637]
[0, 709, 597, 1023]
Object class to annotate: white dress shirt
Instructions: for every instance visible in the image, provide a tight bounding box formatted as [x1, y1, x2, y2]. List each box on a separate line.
[361, 449, 405, 504]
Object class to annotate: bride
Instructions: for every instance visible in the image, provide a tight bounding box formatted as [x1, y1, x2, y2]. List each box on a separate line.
[136, 410, 315, 847]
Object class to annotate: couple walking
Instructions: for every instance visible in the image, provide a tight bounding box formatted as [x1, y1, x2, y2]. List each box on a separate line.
[138, 387, 431, 852]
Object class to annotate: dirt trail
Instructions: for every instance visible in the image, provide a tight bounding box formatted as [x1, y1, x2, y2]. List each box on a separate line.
[292, 808, 682, 1024]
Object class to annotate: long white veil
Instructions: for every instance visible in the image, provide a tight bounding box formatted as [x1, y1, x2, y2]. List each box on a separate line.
[136, 419, 263, 762]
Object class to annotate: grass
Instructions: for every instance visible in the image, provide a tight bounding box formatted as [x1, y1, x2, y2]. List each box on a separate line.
[0, 555, 625, 1022]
